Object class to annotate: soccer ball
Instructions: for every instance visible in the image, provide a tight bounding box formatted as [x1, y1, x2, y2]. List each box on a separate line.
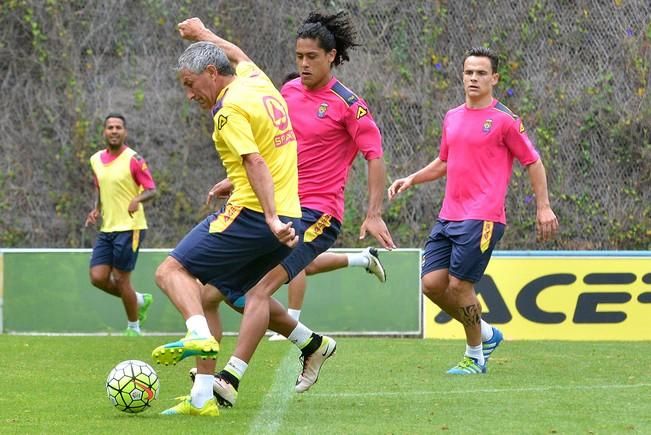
[106, 360, 159, 413]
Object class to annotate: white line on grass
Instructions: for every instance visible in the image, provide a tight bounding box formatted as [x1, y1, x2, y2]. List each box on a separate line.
[248, 346, 298, 435]
[310, 383, 651, 398]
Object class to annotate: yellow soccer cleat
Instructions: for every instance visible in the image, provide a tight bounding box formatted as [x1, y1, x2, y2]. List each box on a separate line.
[152, 332, 219, 366]
[161, 397, 220, 417]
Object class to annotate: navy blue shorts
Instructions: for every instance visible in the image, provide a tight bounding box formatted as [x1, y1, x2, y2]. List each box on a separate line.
[170, 205, 299, 308]
[90, 229, 146, 272]
[281, 207, 341, 281]
[421, 219, 505, 283]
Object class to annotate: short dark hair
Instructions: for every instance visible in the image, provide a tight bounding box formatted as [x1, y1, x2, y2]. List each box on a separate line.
[297, 11, 359, 67]
[104, 113, 126, 128]
[463, 47, 499, 73]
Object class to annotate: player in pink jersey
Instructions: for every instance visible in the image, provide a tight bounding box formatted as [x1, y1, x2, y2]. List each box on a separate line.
[389, 47, 559, 374]
[85, 113, 157, 336]
[177, 12, 395, 405]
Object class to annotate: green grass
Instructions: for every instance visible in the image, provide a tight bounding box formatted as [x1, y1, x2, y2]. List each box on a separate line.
[0, 336, 650, 434]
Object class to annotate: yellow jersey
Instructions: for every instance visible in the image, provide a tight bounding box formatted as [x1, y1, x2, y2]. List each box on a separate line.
[90, 147, 148, 232]
[211, 62, 300, 218]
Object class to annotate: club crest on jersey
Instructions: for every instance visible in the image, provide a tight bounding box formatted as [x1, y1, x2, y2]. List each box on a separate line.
[317, 103, 328, 118]
[482, 119, 493, 134]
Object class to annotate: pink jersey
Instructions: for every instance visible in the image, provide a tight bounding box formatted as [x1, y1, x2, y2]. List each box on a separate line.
[281, 76, 383, 222]
[438, 99, 539, 224]
[94, 146, 156, 190]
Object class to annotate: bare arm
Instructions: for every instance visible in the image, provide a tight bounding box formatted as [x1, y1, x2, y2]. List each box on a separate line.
[177, 17, 250, 66]
[242, 153, 297, 247]
[387, 157, 447, 200]
[359, 158, 396, 249]
[128, 188, 157, 216]
[526, 159, 559, 241]
[206, 178, 233, 205]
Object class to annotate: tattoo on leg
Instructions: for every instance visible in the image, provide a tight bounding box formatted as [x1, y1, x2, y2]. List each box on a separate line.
[459, 304, 481, 327]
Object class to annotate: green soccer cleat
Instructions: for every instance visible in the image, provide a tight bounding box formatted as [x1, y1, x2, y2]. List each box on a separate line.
[138, 293, 153, 325]
[161, 396, 219, 417]
[446, 356, 486, 375]
[152, 332, 219, 366]
[124, 328, 141, 337]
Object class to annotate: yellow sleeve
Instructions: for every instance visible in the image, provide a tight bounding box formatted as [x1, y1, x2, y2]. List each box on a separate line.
[216, 106, 259, 157]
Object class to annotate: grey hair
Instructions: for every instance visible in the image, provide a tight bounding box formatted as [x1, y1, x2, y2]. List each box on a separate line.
[177, 41, 235, 76]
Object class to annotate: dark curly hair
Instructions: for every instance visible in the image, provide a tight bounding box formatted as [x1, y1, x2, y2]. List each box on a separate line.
[296, 10, 359, 66]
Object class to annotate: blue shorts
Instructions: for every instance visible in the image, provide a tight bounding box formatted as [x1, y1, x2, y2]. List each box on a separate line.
[90, 229, 146, 272]
[170, 205, 299, 307]
[421, 219, 505, 283]
[281, 207, 341, 281]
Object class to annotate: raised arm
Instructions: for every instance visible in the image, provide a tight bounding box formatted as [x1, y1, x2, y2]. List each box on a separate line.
[177, 17, 251, 66]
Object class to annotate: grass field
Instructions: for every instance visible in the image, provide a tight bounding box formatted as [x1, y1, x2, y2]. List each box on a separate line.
[1, 336, 650, 434]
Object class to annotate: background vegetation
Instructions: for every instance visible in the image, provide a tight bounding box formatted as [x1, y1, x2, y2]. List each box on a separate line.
[1, 0, 649, 249]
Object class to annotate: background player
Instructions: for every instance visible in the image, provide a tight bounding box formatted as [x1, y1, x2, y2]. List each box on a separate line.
[85, 113, 156, 336]
[388, 47, 559, 374]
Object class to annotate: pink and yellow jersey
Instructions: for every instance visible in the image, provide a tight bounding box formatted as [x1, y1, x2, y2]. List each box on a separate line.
[211, 62, 300, 218]
[281, 76, 383, 223]
[438, 99, 539, 224]
[90, 146, 155, 232]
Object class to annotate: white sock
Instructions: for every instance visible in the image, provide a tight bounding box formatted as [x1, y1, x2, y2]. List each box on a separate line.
[287, 309, 301, 321]
[480, 319, 493, 342]
[127, 320, 140, 332]
[135, 292, 145, 307]
[186, 315, 211, 338]
[466, 344, 485, 365]
[288, 322, 313, 348]
[346, 252, 369, 268]
[224, 356, 248, 380]
[191, 374, 215, 408]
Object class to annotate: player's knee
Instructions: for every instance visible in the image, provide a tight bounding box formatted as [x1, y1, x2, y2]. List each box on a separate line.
[89, 269, 108, 288]
[201, 289, 222, 311]
[154, 257, 177, 290]
[244, 288, 269, 306]
[421, 275, 446, 300]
